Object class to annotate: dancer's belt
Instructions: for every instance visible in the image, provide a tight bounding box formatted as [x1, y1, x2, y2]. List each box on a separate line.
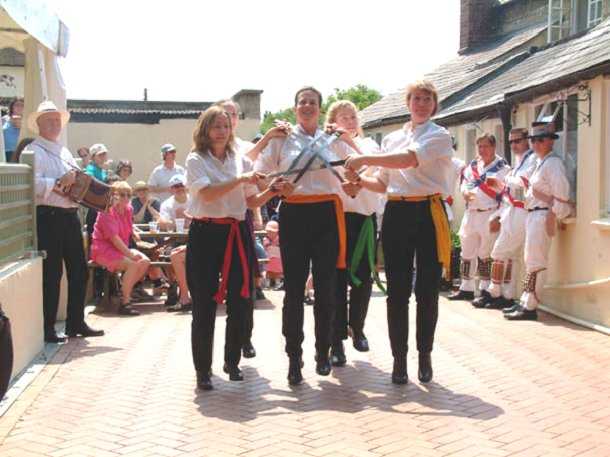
[284, 194, 347, 269]
[387, 194, 451, 278]
[527, 207, 549, 212]
[349, 214, 386, 294]
[193, 217, 250, 304]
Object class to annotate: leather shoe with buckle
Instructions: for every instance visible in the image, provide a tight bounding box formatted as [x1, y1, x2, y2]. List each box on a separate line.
[330, 342, 346, 367]
[242, 341, 256, 358]
[66, 323, 105, 338]
[315, 352, 331, 376]
[447, 290, 474, 301]
[223, 363, 244, 381]
[196, 371, 213, 391]
[392, 357, 408, 384]
[352, 331, 370, 352]
[472, 291, 492, 308]
[502, 301, 520, 314]
[418, 352, 433, 383]
[118, 304, 140, 316]
[504, 307, 538, 321]
[44, 332, 67, 343]
[485, 296, 509, 310]
[287, 357, 303, 385]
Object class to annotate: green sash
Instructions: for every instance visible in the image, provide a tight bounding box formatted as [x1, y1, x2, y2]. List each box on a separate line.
[349, 215, 386, 294]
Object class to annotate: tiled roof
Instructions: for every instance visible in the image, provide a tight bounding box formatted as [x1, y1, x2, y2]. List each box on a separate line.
[67, 99, 212, 123]
[435, 17, 610, 122]
[360, 22, 547, 128]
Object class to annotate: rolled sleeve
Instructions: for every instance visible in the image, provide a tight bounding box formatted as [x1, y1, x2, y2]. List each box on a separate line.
[411, 132, 453, 167]
[254, 139, 281, 174]
[186, 154, 212, 194]
[549, 159, 572, 220]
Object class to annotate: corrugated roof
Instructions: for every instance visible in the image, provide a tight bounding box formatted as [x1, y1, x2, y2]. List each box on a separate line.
[360, 22, 547, 128]
[435, 17, 610, 122]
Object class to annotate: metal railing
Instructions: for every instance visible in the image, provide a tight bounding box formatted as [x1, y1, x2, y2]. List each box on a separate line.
[0, 162, 36, 264]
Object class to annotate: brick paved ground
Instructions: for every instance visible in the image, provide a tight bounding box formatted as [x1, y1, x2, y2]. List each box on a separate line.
[1, 290, 610, 457]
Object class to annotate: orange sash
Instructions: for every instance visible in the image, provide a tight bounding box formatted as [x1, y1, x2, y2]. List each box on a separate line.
[284, 194, 347, 269]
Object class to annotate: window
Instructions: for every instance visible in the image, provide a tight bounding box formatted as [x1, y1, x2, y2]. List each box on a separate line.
[588, 0, 603, 27]
[534, 94, 579, 206]
[494, 124, 506, 159]
[547, 0, 604, 42]
[465, 127, 476, 163]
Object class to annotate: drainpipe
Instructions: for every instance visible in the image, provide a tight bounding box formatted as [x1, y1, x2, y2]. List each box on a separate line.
[497, 102, 513, 165]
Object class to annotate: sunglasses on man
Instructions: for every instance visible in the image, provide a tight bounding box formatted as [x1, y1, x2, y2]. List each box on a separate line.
[508, 137, 527, 145]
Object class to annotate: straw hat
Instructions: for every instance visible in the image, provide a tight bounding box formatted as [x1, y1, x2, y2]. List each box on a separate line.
[27, 100, 70, 134]
[134, 181, 149, 191]
[529, 122, 559, 140]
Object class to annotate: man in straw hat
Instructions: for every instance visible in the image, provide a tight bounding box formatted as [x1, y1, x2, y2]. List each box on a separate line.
[24, 100, 104, 342]
[504, 122, 571, 321]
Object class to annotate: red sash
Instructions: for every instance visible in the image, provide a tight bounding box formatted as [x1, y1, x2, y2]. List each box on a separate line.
[196, 217, 250, 304]
[470, 162, 500, 202]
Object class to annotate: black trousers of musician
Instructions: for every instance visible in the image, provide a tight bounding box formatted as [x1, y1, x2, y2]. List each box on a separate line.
[382, 200, 442, 357]
[279, 201, 339, 359]
[334, 212, 376, 342]
[36, 206, 88, 337]
[186, 220, 250, 374]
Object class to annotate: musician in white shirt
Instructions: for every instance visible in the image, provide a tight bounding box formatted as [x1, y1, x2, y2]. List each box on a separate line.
[448, 134, 510, 302]
[344, 80, 453, 385]
[25, 101, 104, 343]
[505, 122, 571, 321]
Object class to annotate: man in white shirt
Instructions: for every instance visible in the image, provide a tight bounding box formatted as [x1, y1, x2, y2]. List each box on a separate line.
[448, 134, 510, 302]
[25, 101, 104, 343]
[505, 122, 571, 321]
[148, 143, 186, 202]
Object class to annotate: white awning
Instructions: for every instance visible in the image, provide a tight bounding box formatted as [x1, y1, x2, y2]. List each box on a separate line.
[0, 0, 69, 57]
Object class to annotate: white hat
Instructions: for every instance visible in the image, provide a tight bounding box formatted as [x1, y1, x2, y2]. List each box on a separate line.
[161, 143, 177, 155]
[90, 143, 109, 156]
[27, 100, 70, 134]
[169, 174, 186, 187]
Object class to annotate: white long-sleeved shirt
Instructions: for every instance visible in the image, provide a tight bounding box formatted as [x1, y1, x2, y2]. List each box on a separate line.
[460, 155, 510, 211]
[526, 153, 571, 220]
[254, 125, 355, 196]
[186, 150, 257, 221]
[341, 136, 381, 216]
[377, 121, 453, 197]
[148, 163, 186, 202]
[27, 137, 79, 209]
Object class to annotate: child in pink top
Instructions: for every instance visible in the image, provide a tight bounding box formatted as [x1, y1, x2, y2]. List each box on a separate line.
[263, 220, 283, 287]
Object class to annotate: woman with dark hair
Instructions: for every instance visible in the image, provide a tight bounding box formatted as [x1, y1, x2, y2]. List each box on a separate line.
[116, 160, 133, 181]
[254, 87, 357, 385]
[186, 105, 286, 391]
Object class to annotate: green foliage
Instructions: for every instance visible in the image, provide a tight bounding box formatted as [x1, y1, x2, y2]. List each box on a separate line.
[451, 231, 461, 249]
[259, 84, 382, 133]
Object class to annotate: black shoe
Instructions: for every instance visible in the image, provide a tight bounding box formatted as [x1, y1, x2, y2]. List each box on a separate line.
[223, 363, 244, 381]
[315, 352, 331, 376]
[242, 341, 256, 359]
[418, 352, 433, 383]
[273, 281, 285, 291]
[352, 331, 370, 352]
[44, 332, 67, 343]
[288, 357, 303, 385]
[304, 295, 314, 306]
[118, 304, 140, 316]
[196, 371, 213, 391]
[447, 290, 475, 301]
[392, 357, 408, 384]
[255, 288, 266, 300]
[502, 300, 520, 314]
[485, 296, 509, 310]
[472, 293, 492, 308]
[504, 307, 538, 321]
[66, 323, 105, 338]
[330, 342, 346, 367]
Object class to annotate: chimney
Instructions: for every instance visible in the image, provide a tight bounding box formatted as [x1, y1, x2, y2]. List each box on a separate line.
[143, 88, 148, 101]
[459, 0, 494, 53]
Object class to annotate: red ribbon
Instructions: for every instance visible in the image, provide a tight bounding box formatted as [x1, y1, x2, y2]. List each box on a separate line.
[470, 162, 501, 203]
[197, 217, 250, 305]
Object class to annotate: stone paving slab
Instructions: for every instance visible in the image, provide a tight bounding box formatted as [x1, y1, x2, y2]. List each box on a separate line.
[1, 291, 609, 457]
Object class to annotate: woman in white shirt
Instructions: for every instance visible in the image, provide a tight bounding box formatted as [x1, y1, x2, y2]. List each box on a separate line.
[324, 100, 382, 366]
[186, 106, 286, 391]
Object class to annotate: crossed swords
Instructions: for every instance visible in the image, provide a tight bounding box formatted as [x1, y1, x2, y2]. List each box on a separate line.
[266, 131, 346, 184]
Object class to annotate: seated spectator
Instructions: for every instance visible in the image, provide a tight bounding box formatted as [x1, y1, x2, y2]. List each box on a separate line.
[131, 181, 161, 224]
[116, 159, 133, 181]
[148, 143, 186, 202]
[77, 147, 91, 168]
[263, 220, 283, 289]
[85, 144, 109, 181]
[2, 98, 23, 162]
[91, 181, 150, 316]
[158, 175, 191, 231]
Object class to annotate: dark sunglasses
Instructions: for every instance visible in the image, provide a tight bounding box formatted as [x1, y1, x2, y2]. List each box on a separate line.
[508, 138, 527, 145]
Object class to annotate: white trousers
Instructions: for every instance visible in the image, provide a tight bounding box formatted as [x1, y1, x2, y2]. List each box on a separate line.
[458, 209, 498, 292]
[519, 210, 552, 310]
[488, 206, 527, 299]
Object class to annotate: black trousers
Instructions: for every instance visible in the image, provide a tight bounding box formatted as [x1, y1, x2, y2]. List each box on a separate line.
[186, 219, 250, 374]
[334, 212, 376, 342]
[382, 200, 442, 357]
[243, 210, 257, 344]
[279, 201, 339, 358]
[36, 206, 88, 336]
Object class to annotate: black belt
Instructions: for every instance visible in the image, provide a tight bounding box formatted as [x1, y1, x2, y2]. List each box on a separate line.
[528, 207, 549, 212]
[37, 205, 78, 215]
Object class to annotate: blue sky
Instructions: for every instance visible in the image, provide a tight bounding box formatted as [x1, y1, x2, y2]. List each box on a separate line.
[48, 0, 460, 113]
